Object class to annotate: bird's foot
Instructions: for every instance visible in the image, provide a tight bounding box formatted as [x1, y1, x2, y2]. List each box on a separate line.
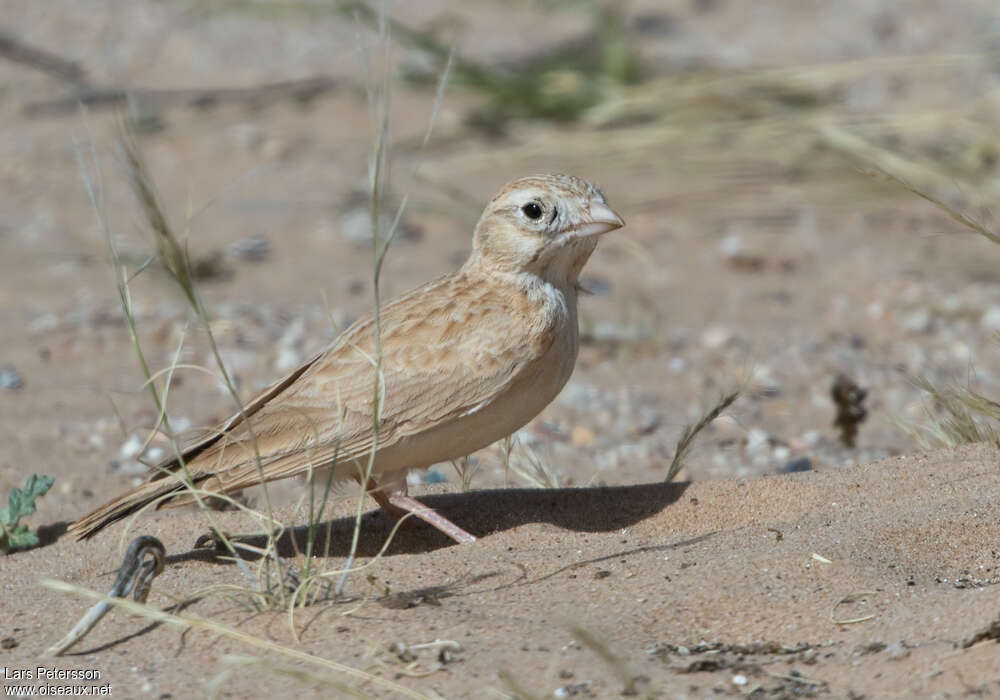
[367, 486, 476, 545]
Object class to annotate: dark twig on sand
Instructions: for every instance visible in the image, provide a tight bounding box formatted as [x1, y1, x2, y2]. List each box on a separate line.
[25, 76, 340, 116]
[0, 30, 88, 83]
[44, 536, 166, 656]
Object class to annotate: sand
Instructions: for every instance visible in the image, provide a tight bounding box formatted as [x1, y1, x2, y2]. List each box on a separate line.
[4, 1, 1000, 697]
[3, 444, 1000, 697]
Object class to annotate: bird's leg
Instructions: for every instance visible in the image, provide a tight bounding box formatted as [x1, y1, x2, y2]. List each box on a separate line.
[364, 477, 476, 545]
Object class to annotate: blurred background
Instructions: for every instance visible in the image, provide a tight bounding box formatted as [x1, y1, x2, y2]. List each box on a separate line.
[2, 0, 1000, 512]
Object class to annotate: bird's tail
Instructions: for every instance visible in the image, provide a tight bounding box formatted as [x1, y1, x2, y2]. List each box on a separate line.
[67, 473, 200, 540]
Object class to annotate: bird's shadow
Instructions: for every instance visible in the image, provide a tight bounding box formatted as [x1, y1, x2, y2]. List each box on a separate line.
[214, 481, 689, 558]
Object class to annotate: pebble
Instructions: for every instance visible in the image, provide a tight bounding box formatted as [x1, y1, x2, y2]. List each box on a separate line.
[119, 434, 144, 460]
[338, 204, 421, 245]
[700, 325, 734, 350]
[579, 274, 613, 296]
[632, 407, 661, 436]
[587, 320, 645, 344]
[981, 305, 1000, 332]
[885, 641, 910, 660]
[110, 459, 149, 475]
[228, 235, 270, 261]
[407, 469, 447, 486]
[900, 307, 931, 333]
[274, 346, 302, 373]
[570, 425, 596, 447]
[553, 682, 590, 698]
[719, 233, 744, 257]
[0, 364, 24, 391]
[801, 430, 822, 448]
[779, 457, 813, 474]
[746, 428, 770, 456]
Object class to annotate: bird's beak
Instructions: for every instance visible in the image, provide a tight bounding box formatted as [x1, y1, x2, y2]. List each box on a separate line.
[573, 200, 625, 238]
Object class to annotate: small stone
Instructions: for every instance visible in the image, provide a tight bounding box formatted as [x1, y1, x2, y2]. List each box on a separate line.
[260, 136, 289, 161]
[885, 641, 910, 660]
[900, 307, 931, 333]
[553, 682, 590, 698]
[746, 428, 769, 456]
[570, 425, 596, 447]
[119, 434, 144, 460]
[110, 459, 149, 475]
[228, 235, 270, 261]
[779, 457, 813, 474]
[338, 199, 421, 245]
[981, 305, 1000, 332]
[0, 364, 24, 391]
[801, 430, 822, 447]
[700, 325, 734, 350]
[632, 408, 661, 437]
[579, 274, 613, 296]
[719, 233, 743, 257]
[732, 674, 748, 686]
[274, 346, 302, 373]
[424, 470, 447, 484]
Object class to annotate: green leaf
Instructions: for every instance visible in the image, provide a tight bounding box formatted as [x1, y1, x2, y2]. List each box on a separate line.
[7, 525, 39, 551]
[1, 474, 55, 554]
[6, 474, 54, 523]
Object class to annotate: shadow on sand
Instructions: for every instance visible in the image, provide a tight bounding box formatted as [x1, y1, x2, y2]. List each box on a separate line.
[242, 480, 692, 558]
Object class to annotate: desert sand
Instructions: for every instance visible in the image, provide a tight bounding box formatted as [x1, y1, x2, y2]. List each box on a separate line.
[3, 1, 1000, 697]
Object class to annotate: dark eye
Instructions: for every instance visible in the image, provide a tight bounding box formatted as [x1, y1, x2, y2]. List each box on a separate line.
[521, 202, 543, 220]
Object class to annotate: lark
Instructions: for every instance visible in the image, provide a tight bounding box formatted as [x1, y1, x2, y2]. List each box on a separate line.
[70, 174, 624, 544]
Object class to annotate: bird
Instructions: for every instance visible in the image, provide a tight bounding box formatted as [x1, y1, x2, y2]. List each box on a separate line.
[70, 173, 625, 544]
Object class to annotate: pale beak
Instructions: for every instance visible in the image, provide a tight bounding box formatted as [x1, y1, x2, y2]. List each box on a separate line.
[565, 200, 625, 240]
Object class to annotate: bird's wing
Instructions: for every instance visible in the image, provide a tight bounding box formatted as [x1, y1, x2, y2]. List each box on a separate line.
[167, 270, 555, 495]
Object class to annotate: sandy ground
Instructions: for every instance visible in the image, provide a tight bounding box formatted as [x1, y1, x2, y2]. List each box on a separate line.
[3, 1, 1000, 697]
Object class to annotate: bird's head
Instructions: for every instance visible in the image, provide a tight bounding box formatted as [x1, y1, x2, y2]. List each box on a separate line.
[470, 174, 624, 287]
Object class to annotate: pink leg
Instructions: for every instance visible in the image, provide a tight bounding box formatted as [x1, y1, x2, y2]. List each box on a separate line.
[366, 479, 476, 544]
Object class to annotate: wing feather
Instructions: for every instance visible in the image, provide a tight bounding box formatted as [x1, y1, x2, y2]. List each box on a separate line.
[159, 269, 554, 497]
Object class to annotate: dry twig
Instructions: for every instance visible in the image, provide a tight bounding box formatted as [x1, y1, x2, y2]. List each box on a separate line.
[44, 535, 166, 656]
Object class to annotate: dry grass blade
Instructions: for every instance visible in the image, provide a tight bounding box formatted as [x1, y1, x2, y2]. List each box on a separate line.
[824, 124, 1000, 449]
[207, 655, 372, 700]
[39, 578, 432, 699]
[496, 670, 540, 700]
[508, 438, 559, 489]
[816, 121, 999, 241]
[909, 376, 999, 447]
[665, 390, 740, 483]
[449, 455, 480, 492]
[117, 116, 197, 305]
[112, 109, 296, 600]
[830, 590, 878, 625]
[568, 623, 637, 695]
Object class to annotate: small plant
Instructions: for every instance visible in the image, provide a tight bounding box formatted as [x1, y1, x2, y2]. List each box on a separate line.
[343, 0, 642, 132]
[834, 136, 1000, 449]
[508, 437, 560, 489]
[1, 474, 55, 554]
[665, 390, 740, 483]
[450, 455, 481, 492]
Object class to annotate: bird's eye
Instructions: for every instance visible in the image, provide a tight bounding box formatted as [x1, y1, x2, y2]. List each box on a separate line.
[521, 202, 543, 220]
